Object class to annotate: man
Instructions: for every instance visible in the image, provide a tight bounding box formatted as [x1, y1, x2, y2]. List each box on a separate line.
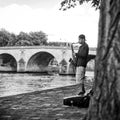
[74, 34, 89, 95]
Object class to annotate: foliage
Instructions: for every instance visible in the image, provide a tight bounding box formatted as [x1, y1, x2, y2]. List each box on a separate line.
[7, 33, 17, 46]
[0, 29, 71, 47]
[17, 32, 31, 41]
[15, 40, 33, 46]
[60, 0, 101, 10]
[29, 31, 48, 45]
[0, 29, 13, 46]
[0, 29, 48, 46]
[15, 32, 33, 46]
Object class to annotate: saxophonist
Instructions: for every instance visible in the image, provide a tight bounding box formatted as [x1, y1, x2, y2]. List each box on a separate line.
[73, 34, 89, 95]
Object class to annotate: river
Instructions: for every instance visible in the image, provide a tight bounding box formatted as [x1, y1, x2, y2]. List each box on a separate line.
[0, 71, 94, 97]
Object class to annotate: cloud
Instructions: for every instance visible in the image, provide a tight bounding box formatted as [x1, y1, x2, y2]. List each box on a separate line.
[0, 3, 99, 47]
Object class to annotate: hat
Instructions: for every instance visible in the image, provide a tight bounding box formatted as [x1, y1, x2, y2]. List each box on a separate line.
[79, 34, 86, 40]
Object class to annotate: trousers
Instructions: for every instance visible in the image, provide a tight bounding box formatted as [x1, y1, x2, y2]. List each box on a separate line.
[75, 66, 85, 84]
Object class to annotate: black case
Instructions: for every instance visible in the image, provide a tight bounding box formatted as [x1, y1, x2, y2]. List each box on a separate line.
[63, 95, 90, 108]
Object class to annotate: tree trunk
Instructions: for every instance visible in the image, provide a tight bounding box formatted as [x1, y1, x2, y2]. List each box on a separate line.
[86, 0, 120, 120]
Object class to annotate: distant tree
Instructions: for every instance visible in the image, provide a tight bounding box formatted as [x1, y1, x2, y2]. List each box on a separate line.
[17, 32, 31, 41]
[29, 31, 48, 45]
[15, 39, 33, 46]
[60, 0, 120, 120]
[0, 29, 12, 46]
[7, 33, 17, 46]
[0, 29, 48, 46]
[15, 32, 32, 46]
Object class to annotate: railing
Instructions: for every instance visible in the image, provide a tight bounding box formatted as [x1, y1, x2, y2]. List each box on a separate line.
[0, 45, 97, 51]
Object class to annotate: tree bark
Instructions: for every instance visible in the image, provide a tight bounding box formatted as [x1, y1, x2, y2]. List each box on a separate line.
[86, 0, 120, 120]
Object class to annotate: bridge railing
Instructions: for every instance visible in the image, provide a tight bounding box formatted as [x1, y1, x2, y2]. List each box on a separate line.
[0, 45, 97, 51]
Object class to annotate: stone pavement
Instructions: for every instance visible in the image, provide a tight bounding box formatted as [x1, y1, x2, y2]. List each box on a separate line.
[0, 84, 92, 120]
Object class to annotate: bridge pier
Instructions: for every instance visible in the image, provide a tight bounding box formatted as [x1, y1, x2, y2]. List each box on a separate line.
[17, 58, 26, 72]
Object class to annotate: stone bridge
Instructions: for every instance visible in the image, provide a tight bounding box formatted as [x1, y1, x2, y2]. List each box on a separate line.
[0, 46, 96, 74]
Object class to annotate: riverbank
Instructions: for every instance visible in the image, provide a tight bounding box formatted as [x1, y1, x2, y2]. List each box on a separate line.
[0, 83, 92, 120]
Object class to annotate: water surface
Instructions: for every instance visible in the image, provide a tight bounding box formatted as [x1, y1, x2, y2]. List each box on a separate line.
[0, 71, 93, 97]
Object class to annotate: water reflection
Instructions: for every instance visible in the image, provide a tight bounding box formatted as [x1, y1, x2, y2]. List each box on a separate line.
[0, 71, 94, 97]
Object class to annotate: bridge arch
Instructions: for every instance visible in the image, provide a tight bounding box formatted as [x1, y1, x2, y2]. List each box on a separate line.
[0, 53, 17, 72]
[26, 51, 59, 72]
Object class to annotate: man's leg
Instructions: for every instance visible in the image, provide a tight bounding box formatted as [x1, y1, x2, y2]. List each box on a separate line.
[76, 66, 85, 83]
[76, 66, 86, 94]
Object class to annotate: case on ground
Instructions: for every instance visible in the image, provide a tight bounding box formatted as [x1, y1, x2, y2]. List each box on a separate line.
[63, 90, 93, 108]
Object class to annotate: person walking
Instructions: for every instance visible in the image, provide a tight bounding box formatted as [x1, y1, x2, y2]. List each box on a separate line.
[73, 34, 89, 95]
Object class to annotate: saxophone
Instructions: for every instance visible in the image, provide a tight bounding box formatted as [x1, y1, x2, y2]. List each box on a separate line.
[69, 43, 77, 66]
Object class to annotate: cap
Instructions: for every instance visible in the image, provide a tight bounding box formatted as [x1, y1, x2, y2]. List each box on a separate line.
[79, 34, 86, 40]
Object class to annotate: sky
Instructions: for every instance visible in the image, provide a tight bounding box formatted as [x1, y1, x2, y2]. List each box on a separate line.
[0, 0, 99, 47]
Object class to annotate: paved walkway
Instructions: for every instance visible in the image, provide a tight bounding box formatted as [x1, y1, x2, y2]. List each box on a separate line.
[0, 84, 92, 120]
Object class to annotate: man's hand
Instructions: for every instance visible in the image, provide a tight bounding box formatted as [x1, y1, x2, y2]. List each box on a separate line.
[73, 52, 76, 57]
